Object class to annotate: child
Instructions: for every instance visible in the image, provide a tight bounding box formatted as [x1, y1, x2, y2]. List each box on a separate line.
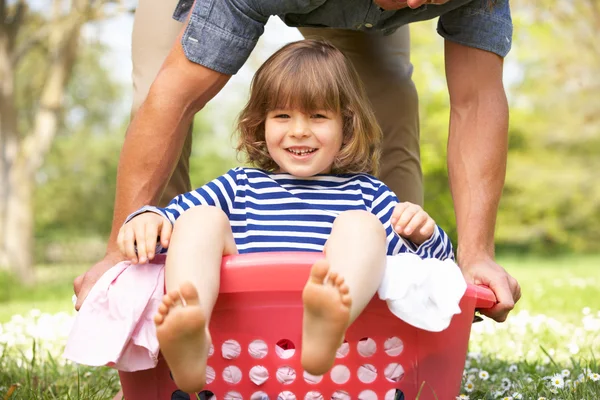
[116, 39, 454, 393]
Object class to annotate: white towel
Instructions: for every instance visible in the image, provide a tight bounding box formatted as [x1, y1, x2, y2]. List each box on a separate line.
[378, 253, 467, 332]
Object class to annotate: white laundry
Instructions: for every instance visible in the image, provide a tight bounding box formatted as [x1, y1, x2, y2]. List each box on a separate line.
[377, 253, 467, 332]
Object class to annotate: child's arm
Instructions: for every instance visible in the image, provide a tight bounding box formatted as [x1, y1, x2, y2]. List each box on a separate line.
[118, 168, 240, 262]
[117, 212, 172, 264]
[390, 202, 454, 261]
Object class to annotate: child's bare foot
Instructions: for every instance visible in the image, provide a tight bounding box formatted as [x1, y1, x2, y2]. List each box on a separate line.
[155, 282, 211, 393]
[301, 259, 352, 375]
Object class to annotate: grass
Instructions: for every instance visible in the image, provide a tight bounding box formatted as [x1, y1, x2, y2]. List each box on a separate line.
[0, 254, 599, 399]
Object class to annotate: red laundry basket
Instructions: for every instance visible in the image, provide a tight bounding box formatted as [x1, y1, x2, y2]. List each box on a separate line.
[119, 252, 495, 400]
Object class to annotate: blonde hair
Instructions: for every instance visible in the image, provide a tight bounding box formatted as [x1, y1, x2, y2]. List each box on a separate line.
[236, 39, 382, 175]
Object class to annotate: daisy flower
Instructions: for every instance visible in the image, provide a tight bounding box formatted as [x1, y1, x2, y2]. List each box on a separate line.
[550, 373, 564, 389]
[478, 370, 489, 380]
[464, 381, 475, 393]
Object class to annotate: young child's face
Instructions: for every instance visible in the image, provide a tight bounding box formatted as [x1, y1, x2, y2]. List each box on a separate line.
[264, 109, 344, 176]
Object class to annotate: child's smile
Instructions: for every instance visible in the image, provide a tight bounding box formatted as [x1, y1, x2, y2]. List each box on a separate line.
[265, 109, 343, 176]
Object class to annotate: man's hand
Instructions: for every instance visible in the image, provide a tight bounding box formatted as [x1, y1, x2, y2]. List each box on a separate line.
[73, 251, 123, 311]
[390, 202, 436, 245]
[460, 255, 521, 322]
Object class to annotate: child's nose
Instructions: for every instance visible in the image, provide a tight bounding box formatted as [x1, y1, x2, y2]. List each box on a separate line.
[290, 118, 310, 137]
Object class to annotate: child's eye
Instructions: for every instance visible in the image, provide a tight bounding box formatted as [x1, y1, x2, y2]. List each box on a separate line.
[274, 114, 290, 119]
[311, 113, 328, 119]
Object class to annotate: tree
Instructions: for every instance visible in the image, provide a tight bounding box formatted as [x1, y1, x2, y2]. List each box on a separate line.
[0, 0, 127, 282]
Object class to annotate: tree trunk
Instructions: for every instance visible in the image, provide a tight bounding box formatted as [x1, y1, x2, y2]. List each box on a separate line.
[0, 2, 20, 270]
[1, 1, 82, 283]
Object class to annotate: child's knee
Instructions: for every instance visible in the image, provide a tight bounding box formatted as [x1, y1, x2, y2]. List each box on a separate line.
[175, 206, 229, 230]
[333, 210, 385, 239]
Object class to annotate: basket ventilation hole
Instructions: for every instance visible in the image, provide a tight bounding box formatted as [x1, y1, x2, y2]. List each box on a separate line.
[384, 389, 399, 400]
[222, 339, 241, 360]
[358, 364, 377, 383]
[330, 365, 351, 384]
[384, 337, 403, 357]
[208, 344, 215, 358]
[249, 365, 269, 386]
[197, 390, 216, 400]
[358, 390, 378, 400]
[276, 366, 297, 384]
[304, 392, 323, 400]
[224, 391, 242, 400]
[357, 337, 377, 357]
[335, 340, 349, 359]
[332, 390, 350, 400]
[222, 365, 242, 384]
[206, 365, 216, 384]
[277, 391, 297, 400]
[303, 371, 323, 384]
[249, 340, 268, 359]
[384, 363, 405, 382]
[250, 391, 269, 400]
[275, 339, 296, 359]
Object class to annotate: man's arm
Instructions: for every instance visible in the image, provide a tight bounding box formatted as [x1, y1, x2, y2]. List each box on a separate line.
[73, 33, 231, 310]
[444, 40, 520, 322]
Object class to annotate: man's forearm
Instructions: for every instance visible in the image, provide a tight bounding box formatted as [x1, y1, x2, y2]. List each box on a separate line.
[105, 42, 232, 255]
[448, 88, 508, 263]
[444, 41, 509, 264]
[105, 93, 193, 253]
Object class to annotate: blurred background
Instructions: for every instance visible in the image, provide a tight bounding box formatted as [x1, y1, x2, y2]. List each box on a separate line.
[0, 1, 599, 398]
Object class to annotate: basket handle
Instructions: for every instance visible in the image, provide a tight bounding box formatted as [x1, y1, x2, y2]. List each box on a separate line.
[471, 285, 497, 310]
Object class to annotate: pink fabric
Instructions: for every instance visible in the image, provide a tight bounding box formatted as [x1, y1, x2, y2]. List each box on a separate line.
[64, 261, 165, 372]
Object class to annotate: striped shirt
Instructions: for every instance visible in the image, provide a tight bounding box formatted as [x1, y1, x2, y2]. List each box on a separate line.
[127, 167, 454, 260]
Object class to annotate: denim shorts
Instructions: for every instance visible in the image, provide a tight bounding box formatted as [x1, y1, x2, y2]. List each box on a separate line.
[172, 0, 512, 75]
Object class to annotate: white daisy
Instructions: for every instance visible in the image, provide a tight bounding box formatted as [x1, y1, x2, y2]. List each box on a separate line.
[508, 364, 518, 373]
[550, 373, 564, 389]
[590, 372, 599, 382]
[464, 381, 475, 393]
[478, 370, 489, 380]
[561, 369, 570, 377]
[501, 377, 512, 390]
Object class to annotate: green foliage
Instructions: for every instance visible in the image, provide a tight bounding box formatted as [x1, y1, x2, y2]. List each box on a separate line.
[31, 4, 600, 256]
[410, 9, 600, 253]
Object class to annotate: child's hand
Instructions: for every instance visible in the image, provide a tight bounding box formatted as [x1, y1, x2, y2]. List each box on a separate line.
[390, 202, 436, 245]
[117, 213, 172, 264]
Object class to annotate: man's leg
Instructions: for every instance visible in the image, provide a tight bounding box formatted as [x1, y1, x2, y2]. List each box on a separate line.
[131, 0, 193, 206]
[299, 27, 423, 205]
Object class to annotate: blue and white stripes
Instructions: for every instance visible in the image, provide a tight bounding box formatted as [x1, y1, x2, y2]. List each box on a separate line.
[127, 167, 454, 260]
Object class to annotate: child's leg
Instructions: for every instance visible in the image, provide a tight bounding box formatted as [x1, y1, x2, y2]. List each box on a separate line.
[302, 210, 386, 375]
[154, 206, 237, 392]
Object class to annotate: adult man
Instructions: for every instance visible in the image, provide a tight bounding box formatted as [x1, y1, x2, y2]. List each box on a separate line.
[74, 0, 520, 322]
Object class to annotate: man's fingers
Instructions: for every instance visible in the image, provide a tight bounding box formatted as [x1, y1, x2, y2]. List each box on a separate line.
[480, 276, 515, 322]
[73, 274, 83, 296]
